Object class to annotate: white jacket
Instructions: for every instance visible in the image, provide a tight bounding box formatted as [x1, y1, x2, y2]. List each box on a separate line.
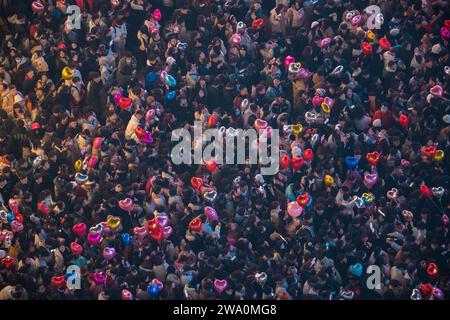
[125, 115, 141, 142]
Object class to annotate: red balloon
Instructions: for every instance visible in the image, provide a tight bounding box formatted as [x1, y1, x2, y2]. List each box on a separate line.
[303, 149, 313, 162]
[208, 115, 217, 127]
[399, 114, 409, 128]
[251, 18, 264, 29]
[51, 276, 66, 289]
[362, 42, 372, 55]
[427, 263, 439, 277]
[189, 217, 202, 232]
[421, 146, 436, 158]
[191, 177, 203, 190]
[420, 184, 432, 198]
[147, 219, 163, 241]
[205, 160, 217, 172]
[118, 97, 132, 110]
[379, 37, 391, 51]
[291, 157, 304, 171]
[366, 151, 380, 166]
[419, 283, 433, 298]
[280, 154, 291, 169]
[70, 242, 83, 255]
[296, 194, 310, 207]
[135, 127, 147, 139]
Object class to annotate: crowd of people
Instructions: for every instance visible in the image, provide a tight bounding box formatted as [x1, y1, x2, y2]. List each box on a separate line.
[0, 0, 449, 300]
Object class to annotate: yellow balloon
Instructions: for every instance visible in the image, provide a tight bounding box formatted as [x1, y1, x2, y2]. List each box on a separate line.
[61, 67, 74, 80]
[106, 216, 121, 229]
[362, 193, 374, 202]
[74, 159, 83, 172]
[292, 124, 303, 136]
[324, 175, 334, 186]
[321, 102, 331, 114]
[434, 150, 444, 161]
[366, 30, 376, 41]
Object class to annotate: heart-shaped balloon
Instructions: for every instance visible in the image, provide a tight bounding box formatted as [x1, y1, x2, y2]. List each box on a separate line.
[189, 217, 203, 233]
[191, 177, 203, 190]
[321, 102, 331, 113]
[421, 146, 437, 158]
[349, 263, 363, 277]
[440, 26, 450, 40]
[32, 1, 45, 13]
[113, 91, 123, 104]
[8, 198, 18, 213]
[122, 289, 133, 300]
[420, 184, 432, 198]
[291, 157, 304, 171]
[432, 287, 444, 300]
[410, 288, 422, 300]
[287, 201, 303, 218]
[366, 152, 380, 166]
[214, 279, 228, 293]
[303, 149, 313, 162]
[379, 37, 391, 50]
[121, 233, 131, 246]
[89, 223, 103, 234]
[366, 30, 376, 41]
[320, 37, 331, 48]
[419, 283, 433, 299]
[351, 14, 361, 26]
[345, 156, 359, 170]
[312, 96, 324, 107]
[292, 124, 303, 136]
[135, 126, 147, 140]
[305, 111, 317, 124]
[106, 215, 121, 230]
[155, 215, 169, 227]
[70, 242, 83, 255]
[362, 41, 372, 55]
[74, 159, 83, 172]
[88, 155, 98, 168]
[72, 223, 87, 236]
[133, 226, 147, 240]
[288, 62, 300, 74]
[118, 97, 132, 110]
[11, 220, 24, 233]
[6, 212, 14, 223]
[363, 173, 378, 189]
[51, 276, 66, 289]
[93, 137, 104, 150]
[401, 159, 410, 168]
[203, 190, 217, 203]
[442, 214, 449, 225]
[362, 192, 375, 205]
[93, 272, 106, 285]
[251, 18, 264, 29]
[151, 278, 164, 291]
[353, 197, 365, 209]
[204, 206, 218, 222]
[427, 262, 438, 277]
[324, 175, 334, 186]
[434, 150, 445, 161]
[296, 194, 310, 207]
[284, 55, 295, 69]
[145, 109, 156, 123]
[399, 114, 409, 128]
[254, 119, 268, 131]
[432, 186, 444, 199]
[37, 201, 52, 215]
[163, 226, 173, 239]
[119, 198, 133, 212]
[255, 272, 268, 285]
[103, 247, 116, 261]
[280, 154, 291, 169]
[87, 232, 102, 246]
[204, 159, 217, 172]
[387, 188, 398, 200]
[152, 8, 162, 21]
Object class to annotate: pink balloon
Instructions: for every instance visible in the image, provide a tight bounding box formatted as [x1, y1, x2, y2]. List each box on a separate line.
[430, 85, 443, 97]
[88, 155, 98, 168]
[163, 226, 173, 239]
[152, 9, 162, 21]
[214, 279, 228, 293]
[323, 97, 334, 108]
[204, 206, 218, 222]
[87, 232, 102, 246]
[93, 137, 104, 150]
[312, 96, 324, 107]
[284, 55, 295, 69]
[103, 247, 116, 261]
[93, 272, 106, 285]
[441, 27, 450, 40]
[321, 37, 331, 48]
[70, 242, 83, 255]
[145, 109, 156, 123]
[151, 278, 164, 290]
[11, 220, 24, 233]
[119, 198, 133, 212]
[72, 223, 87, 236]
[133, 226, 147, 240]
[230, 33, 241, 45]
[296, 68, 309, 79]
[113, 92, 122, 104]
[364, 172, 378, 189]
[288, 201, 303, 218]
[156, 215, 169, 227]
[8, 198, 18, 213]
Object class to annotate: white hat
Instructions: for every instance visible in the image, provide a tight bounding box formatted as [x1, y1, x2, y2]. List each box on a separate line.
[390, 28, 400, 37]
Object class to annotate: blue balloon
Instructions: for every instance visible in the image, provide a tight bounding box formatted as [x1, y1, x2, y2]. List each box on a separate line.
[148, 283, 159, 298]
[146, 72, 159, 88]
[165, 90, 176, 100]
[7, 212, 14, 223]
[345, 156, 359, 170]
[121, 233, 131, 246]
[307, 196, 313, 208]
[165, 74, 177, 87]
